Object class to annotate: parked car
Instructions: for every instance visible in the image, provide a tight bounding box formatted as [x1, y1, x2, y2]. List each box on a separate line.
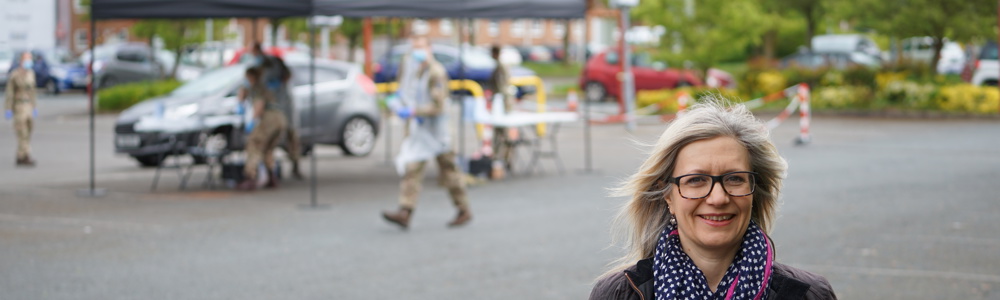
[971, 41, 998, 86]
[812, 34, 884, 62]
[225, 46, 309, 66]
[901, 37, 966, 74]
[373, 44, 537, 96]
[0, 50, 12, 88]
[579, 48, 703, 102]
[114, 58, 380, 167]
[779, 50, 881, 70]
[498, 45, 522, 66]
[3, 49, 61, 94]
[527, 45, 553, 62]
[84, 43, 166, 89]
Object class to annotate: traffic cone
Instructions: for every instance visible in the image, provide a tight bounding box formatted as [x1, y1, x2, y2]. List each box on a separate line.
[567, 89, 579, 111]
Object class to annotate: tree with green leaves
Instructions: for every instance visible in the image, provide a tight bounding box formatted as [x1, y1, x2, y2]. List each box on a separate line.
[840, 0, 997, 72]
[131, 20, 224, 79]
[335, 18, 403, 63]
[633, 0, 769, 72]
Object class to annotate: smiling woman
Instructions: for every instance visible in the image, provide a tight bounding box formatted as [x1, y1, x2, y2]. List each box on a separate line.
[589, 96, 837, 300]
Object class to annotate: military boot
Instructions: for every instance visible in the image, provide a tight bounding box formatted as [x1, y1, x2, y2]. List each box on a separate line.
[16, 157, 35, 167]
[447, 209, 472, 228]
[264, 171, 280, 189]
[291, 162, 304, 180]
[382, 207, 413, 230]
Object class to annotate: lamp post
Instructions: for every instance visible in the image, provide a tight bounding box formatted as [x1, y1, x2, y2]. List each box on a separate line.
[612, 0, 638, 132]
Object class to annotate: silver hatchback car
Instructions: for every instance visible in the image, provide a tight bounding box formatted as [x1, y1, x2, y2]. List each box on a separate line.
[113, 59, 380, 167]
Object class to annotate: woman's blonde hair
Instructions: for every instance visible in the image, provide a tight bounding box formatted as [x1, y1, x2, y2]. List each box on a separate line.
[602, 96, 788, 277]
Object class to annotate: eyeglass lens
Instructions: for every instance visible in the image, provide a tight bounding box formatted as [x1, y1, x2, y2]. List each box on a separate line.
[676, 172, 754, 198]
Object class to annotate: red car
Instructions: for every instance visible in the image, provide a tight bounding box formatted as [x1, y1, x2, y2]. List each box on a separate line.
[579, 49, 703, 102]
[226, 47, 308, 66]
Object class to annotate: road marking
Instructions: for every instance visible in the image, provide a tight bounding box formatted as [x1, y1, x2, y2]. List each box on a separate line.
[795, 264, 1000, 283]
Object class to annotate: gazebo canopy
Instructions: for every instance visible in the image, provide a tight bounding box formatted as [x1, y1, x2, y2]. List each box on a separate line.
[92, 0, 587, 19]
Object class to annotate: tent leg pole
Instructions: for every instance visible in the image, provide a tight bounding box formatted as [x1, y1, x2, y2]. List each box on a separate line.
[301, 20, 326, 210]
[78, 15, 105, 197]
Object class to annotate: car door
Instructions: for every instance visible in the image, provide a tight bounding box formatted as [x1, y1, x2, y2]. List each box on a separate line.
[598, 51, 623, 97]
[630, 52, 666, 90]
[291, 65, 348, 143]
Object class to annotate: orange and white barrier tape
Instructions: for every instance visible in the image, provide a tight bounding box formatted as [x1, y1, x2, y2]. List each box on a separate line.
[760, 83, 811, 145]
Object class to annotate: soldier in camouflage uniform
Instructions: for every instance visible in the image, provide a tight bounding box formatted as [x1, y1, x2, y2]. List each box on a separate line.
[382, 36, 472, 230]
[486, 45, 515, 171]
[236, 67, 287, 191]
[4, 51, 38, 167]
[250, 43, 304, 180]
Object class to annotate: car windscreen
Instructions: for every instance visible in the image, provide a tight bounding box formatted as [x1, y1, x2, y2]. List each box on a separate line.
[980, 42, 997, 60]
[170, 65, 246, 97]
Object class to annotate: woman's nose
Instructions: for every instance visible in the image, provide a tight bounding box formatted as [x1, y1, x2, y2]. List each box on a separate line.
[704, 181, 730, 205]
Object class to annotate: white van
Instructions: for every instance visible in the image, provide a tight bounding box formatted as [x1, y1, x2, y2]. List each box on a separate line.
[811, 34, 883, 67]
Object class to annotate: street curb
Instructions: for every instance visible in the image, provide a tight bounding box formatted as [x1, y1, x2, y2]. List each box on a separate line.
[809, 109, 1000, 120]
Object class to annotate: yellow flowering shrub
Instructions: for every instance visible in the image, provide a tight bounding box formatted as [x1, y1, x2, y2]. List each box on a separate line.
[755, 71, 787, 96]
[935, 84, 1000, 114]
[811, 86, 873, 109]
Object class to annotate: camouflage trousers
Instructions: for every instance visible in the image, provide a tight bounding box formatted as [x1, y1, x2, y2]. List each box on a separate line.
[13, 106, 33, 160]
[492, 127, 514, 165]
[399, 151, 469, 211]
[244, 111, 287, 180]
[281, 127, 301, 163]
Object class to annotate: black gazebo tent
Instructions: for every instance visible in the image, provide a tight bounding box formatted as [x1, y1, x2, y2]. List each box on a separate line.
[85, 0, 589, 204]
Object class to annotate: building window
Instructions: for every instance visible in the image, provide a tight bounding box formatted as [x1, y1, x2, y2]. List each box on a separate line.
[573, 20, 584, 40]
[118, 29, 129, 41]
[532, 20, 543, 37]
[488, 20, 499, 37]
[439, 19, 452, 35]
[511, 19, 524, 37]
[74, 29, 88, 51]
[412, 19, 429, 35]
[554, 22, 565, 37]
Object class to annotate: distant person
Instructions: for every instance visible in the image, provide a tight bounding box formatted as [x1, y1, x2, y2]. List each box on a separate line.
[237, 67, 287, 191]
[250, 43, 304, 180]
[4, 51, 38, 167]
[589, 98, 836, 299]
[486, 45, 514, 171]
[382, 35, 471, 230]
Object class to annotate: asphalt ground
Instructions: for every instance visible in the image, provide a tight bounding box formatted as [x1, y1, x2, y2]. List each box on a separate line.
[1, 92, 999, 299]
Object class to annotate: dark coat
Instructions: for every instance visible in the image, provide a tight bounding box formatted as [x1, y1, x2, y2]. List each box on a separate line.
[589, 258, 837, 300]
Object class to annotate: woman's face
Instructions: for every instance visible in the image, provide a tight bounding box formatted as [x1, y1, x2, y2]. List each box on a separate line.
[666, 136, 753, 255]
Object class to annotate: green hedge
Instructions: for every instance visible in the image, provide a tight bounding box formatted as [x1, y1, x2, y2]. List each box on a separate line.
[97, 80, 182, 112]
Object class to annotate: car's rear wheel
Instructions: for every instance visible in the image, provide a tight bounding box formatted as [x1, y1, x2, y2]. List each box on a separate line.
[585, 81, 607, 102]
[132, 154, 164, 167]
[101, 76, 119, 89]
[339, 116, 376, 156]
[46, 79, 59, 95]
[676, 81, 692, 88]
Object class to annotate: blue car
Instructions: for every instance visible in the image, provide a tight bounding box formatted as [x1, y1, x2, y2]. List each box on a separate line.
[374, 44, 535, 97]
[4, 50, 61, 94]
[53, 62, 89, 90]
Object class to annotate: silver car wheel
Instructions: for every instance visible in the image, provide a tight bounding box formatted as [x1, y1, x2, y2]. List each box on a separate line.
[585, 82, 606, 102]
[341, 117, 375, 156]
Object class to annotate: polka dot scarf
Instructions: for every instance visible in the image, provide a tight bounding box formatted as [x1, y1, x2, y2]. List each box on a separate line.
[652, 221, 773, 300]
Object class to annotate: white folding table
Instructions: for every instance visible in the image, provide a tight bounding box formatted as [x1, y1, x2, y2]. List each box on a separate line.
[476, 111, 579, 175]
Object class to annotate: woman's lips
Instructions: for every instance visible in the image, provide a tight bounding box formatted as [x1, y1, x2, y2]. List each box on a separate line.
[698, 214, 735, 227]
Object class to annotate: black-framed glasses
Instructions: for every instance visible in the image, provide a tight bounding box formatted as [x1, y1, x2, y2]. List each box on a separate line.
[667, 171, 757, 199]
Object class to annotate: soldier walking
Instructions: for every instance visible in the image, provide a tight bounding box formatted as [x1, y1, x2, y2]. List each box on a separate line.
[5, 51, 38, 167]
[382, 36, 472, 230]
